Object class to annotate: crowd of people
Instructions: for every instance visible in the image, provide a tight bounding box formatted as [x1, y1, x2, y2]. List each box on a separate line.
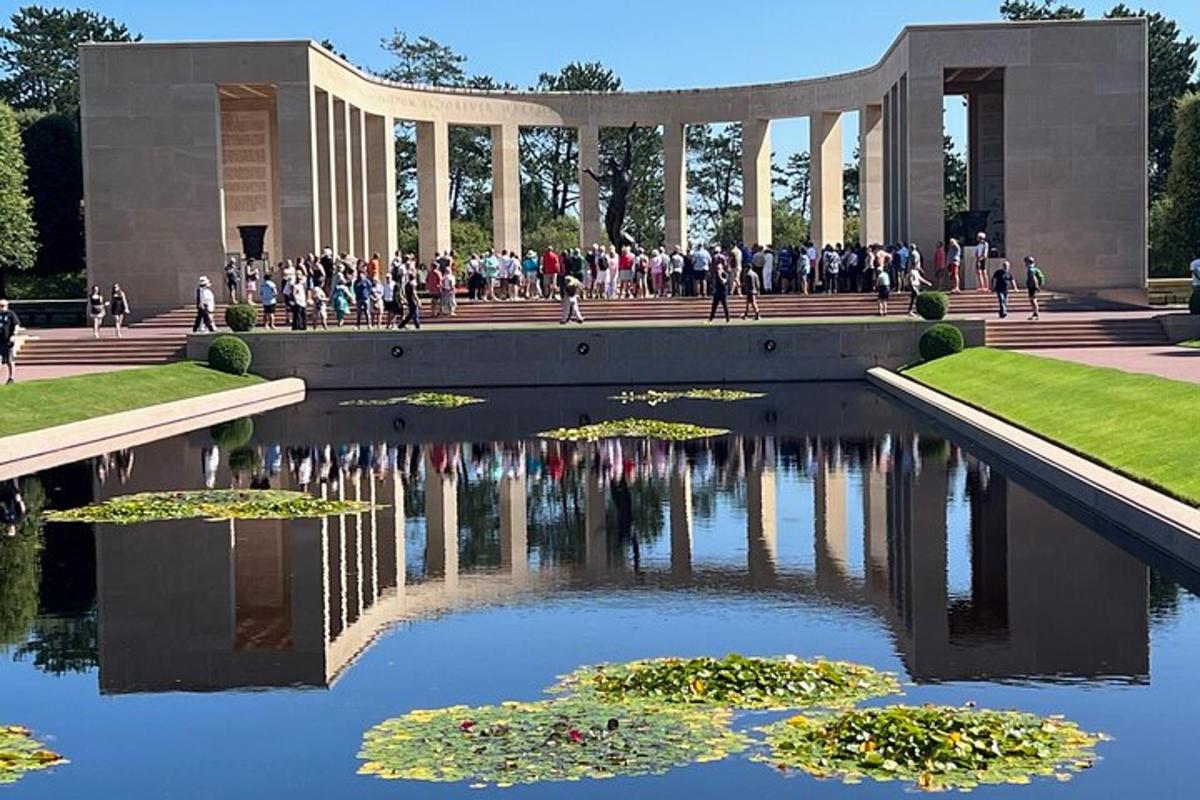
[192, 230, 1046, 332]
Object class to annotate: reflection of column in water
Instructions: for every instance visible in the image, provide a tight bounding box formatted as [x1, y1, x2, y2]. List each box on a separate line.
[584, 466, 607, 575]
[391, 467, 406, 592]
[862, 459, 889, 597]
[499, 472, 528, 580]
[905, 448, 950, 673]
[366, 474, 378, 606]
[746, 459, 777, 587]
[320, 480, 332, 643]
[346, 470, 362, 624]
[814, 452, 849, 585]
[424, 451, 459, 590]
[669, 466, 692, 580]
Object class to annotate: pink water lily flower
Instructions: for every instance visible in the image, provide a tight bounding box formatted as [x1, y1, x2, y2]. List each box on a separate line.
[459, 720, 475, 731]
[568, 729, 583, 743]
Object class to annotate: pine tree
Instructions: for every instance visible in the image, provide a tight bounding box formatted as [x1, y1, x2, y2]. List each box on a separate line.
[1161, 93, 1200, 273]
[0, 100, 37, 295]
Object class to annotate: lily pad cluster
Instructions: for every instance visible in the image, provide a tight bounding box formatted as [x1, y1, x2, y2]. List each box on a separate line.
[551, 654, 901, 710]
[358, 698, 748, 787]
[339, 392, 484, 408]
[46, 489, 371, 524]
[0, 725, 66, 785]
[757, 705, 1103, 792]
[539, 418, 729, 442]
[611, 388, 766, 406]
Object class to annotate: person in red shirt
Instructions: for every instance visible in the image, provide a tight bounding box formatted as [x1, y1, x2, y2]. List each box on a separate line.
[541, 248, 561, 299]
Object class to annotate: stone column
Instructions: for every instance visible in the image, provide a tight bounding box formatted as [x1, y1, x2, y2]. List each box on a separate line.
[424, 452, 458, 591]
[663, 122, 688, 251]
[314, 89, 337, 253]
[416, 119, 451, 264]
[490, 123, 522, 255]
[858, 104, 884, 246]
[351, 106, 369, 257]
[333, 98, 353, 255]
[275, 82, 320, 260]
[669, 466, 692, 580]
[746, 459, 777, 588]
[499, 473, 528, 581]
[741, 118, 772, 246]
[906, 74, 944, 250]
[577, 124, 601, 249]
[366, 113, 396, 262]
[810, 112, 844, 249]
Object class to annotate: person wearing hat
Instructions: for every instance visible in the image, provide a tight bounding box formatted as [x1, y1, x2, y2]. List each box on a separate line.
[0, 298, 21, 384]
[193, 276, 216, 333]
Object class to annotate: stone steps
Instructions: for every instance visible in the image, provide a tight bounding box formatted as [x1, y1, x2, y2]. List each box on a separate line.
[984, 319, 1168, 349]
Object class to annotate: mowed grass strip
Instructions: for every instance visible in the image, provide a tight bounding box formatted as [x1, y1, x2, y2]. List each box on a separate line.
[0, 362, 264, 437]
[905, 348, 1200, 506]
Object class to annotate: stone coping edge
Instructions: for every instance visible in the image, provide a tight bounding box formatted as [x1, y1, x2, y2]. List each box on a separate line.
[0, 377, 306, 482]
[866, 366, 1200, 571]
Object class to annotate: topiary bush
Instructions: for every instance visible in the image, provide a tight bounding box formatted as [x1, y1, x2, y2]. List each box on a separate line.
[224, 303, 257, 331]
[208, 335, 252, 376]
[1190, 288, 1200, 315]
[915, 291, 949, 320]
[210, 417, 254, 449]
[919, 323, 964, 362]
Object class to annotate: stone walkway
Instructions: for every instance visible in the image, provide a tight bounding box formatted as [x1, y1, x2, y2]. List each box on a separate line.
[1021, 345, 1200, 384]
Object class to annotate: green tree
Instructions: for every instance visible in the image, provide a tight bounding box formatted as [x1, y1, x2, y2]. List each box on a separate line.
[689, 123, 742, 240]
[771, 201, 809, 247]
[19, 111, 81, 276]
[0, 101, 36, 294]
[944, 135, 968, 222]
[0, 5, 140, 112]
[0, 478, 44, 649]
[1160, 92, 1200, 275]
[524, 215, 579, 254]
[999, 0, 1084, 20]
[450, 218, 491, 257]
[1106, 5, 1198, 200]
[776, 151, 810, 218]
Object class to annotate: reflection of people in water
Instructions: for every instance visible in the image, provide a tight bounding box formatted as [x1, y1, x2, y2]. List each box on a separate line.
[0, 479, 26, 537]
[114, 449, 135, 484]
[202, 446, 219, 489]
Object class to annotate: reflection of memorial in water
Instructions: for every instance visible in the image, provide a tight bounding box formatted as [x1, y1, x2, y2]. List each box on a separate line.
[91, 422, 1150, 694]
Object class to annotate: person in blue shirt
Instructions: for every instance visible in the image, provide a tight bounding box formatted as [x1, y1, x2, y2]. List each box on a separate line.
[353, 271, 372, 328]
[258, 275, 278, 329]
[777, 246, 794, 293]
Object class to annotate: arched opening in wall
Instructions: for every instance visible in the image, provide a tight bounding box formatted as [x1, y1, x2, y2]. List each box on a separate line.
[688, 122, 742, 248]
[944, 67, 1006, 262]
[393, 119, 418, 258]
[519, 125, 579, 252]
[445, 125, 493, 259]
[769, 117, 810, 254]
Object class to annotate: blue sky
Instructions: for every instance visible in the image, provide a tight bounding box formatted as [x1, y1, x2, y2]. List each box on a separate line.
[8, 0, 1197, 161]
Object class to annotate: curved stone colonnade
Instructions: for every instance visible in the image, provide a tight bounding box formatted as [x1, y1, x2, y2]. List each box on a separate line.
[80, 19, 1147, 310]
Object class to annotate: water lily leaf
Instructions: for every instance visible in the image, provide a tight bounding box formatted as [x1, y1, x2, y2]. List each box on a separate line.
[548, 655, 901, 710]
[46, 489, 372, 524]
[0, 725, 66, 785]
[758, 705, 1105, 792]
[340, 392, 484, 408]
[538, 418, 729, 442]
[610, 388, 767, 406]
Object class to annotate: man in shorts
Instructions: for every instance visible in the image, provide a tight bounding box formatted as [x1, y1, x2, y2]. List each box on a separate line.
[1024, 256, 1046, 320]
[0, 299, 21, 384]
[974, 233, 989, 292]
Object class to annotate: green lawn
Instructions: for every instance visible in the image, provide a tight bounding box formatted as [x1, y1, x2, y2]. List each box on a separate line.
[1180, 340, 1199, 349]
[905, 348, 1200, 506]
[0, 362, 264, 437]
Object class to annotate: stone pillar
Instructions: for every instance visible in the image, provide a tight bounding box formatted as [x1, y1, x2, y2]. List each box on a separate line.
[906, 74, 944, 250]
[577, 124, 601, 249]
[351, 106, 369, 257]
[858, 104, 884, 246]
[366, 114, 396, 262]
[746, 459, 777, 588]
[314, 89, 337, 253]
[490, 123, 522, 255]
[499, 473, 528, 581]
[333, 98, 353, 255]
[814, 454, 848, 586]
[276, 82, 320, 260]
[663, 122, 688, 251]
[416, 120, 451, 264]
[669, 466, 692, 580]
[810, 112, 844, 249]
[424, 452, 458, 591]
[741, 118, 772, 246]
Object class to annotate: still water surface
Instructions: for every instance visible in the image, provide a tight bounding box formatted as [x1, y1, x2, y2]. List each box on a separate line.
[1, 384, 1197, 798]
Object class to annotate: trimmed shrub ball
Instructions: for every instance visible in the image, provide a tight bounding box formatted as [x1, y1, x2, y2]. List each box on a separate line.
[208, 335, 252, 376]
[919, 323, 964, 362]
[1190, 288, 1200, 315]
[915, 291, 949, 320]
[210, 417, 254, 449]
[225, 303, 258, 332]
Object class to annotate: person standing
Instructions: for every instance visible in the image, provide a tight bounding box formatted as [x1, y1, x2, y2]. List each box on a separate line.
[290, 277, 308, 330]
[707, 262, 730, 323]
[741, 263, 762, 320]
[932, 242, 947, 290]
[1190, 245, 1200, 291]
[353, 271, 372, 328]
[974, 233, 989, 292]
[87, 284, 106, 338]
[761, 245, 775, 295]
[259, 274, 278, 329]
[669, 247, 684, 298]
[1024, 256, 1046, 320]
[0, 299, 21, 384]
[875, 265, 891, 316]
[331, 279, 351, 327]
[992, 260, 1016, 318]
[382, 271, 398, 328]
[906, 260, 931, 316]
[691, 243, 711, 298]
[946, 237, 962, 293]
[193, 276, 216, 332]
[110, 284, 130, 338]
[224, 258, 240, 304]
[399, 269, 421, 330]
[542, 247, 561, 300]
[822, 246, 841, 294]
[244, 259, 259, 303]
[311, 282, 329, 330]
[560, 274, 585, 324]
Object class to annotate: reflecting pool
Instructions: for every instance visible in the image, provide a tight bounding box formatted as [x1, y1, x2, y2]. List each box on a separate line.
[1, 384, 1197, 797]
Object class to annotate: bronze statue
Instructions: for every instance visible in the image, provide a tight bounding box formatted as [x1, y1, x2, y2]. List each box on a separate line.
[584, 122, 638, 249]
